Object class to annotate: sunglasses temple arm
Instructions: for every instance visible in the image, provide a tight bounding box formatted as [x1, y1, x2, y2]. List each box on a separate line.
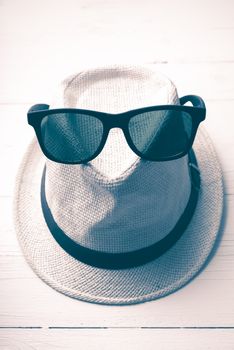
[179, 95, 206, 109]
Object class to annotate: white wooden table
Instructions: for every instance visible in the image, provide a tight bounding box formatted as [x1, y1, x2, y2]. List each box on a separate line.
[1, 1, 234, 348]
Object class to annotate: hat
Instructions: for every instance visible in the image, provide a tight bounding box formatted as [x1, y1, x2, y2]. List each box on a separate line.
[14, 64, 223, 305]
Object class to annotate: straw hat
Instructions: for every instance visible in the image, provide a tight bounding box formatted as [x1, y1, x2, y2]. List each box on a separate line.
[14, 64, 223, 305]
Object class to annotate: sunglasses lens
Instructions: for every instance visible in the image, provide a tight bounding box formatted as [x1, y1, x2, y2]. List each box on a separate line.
[40, 113, 104, 163]
[128, 109, 193, 160]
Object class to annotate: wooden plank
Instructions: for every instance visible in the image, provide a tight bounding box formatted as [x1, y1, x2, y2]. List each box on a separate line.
[1, 0, 234, 64]
[1, 0, 234, 103]
[0, 329, 234, 350]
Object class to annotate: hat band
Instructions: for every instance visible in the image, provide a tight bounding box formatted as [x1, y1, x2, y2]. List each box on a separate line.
[40, 150, 200, 270]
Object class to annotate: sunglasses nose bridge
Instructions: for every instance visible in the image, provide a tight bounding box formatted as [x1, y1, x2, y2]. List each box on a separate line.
[107, 114, 128, 131]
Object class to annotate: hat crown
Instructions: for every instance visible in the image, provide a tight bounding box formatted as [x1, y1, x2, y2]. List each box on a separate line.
[45, 65, 191, 253]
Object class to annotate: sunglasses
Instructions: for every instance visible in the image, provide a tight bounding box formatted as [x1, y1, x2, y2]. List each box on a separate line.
[27, 95, 206, 164]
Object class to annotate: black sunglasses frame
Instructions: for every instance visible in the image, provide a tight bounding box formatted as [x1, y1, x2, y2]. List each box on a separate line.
[27, 95, 206, 164]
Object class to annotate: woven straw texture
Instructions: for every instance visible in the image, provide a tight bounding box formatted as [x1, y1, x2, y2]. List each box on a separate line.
[46, 65, 190, 253]
[13, 65, 223, 305]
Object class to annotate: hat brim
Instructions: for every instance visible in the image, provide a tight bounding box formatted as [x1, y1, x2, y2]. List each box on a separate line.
[13, 126, 223, 305]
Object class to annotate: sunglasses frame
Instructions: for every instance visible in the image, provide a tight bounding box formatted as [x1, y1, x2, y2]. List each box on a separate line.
[27, 95, 206, 164]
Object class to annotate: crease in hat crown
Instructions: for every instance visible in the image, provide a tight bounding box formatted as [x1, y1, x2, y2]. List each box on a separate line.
[45, 64, 192, 254]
